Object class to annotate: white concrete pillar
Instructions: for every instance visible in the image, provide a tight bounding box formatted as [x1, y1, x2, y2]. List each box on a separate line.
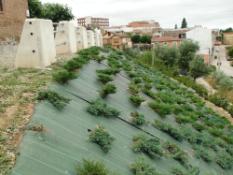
[87, 30, 95, 48]
[76, 26, 88, 50]
[55, 21, 77, 55]
[15, 19, 56, 69]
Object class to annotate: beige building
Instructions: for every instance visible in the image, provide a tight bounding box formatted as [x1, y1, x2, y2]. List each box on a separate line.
[0, 0, 28, 41]
[152, 36, 182, 47]
[103, 32, 132, 49]
[223, 32, 233, 45]
[78, 16, 109, 29]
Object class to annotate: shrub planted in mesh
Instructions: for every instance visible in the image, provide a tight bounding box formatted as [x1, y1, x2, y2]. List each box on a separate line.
[53, 69, 76, 84]
[89, 125, 114, 153]
[149, 101, 172, 118]
[87, 99, 120, 118]
[97, 73, 113, 84]
[130, 112, 146, 126]
[130, 95, 145, 107]
[100, 83, 117, 98]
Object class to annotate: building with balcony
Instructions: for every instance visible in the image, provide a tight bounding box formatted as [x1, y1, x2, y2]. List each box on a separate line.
[78, 16, 109, 29]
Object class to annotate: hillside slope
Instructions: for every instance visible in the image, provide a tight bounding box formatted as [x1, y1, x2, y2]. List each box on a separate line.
[11, 48, 233, 175]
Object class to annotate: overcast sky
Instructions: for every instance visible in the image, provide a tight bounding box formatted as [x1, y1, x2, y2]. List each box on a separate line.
[41, 0, 232, 29]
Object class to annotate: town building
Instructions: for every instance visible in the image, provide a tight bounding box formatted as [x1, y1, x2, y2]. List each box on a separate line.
[78, 16, 109, 29]
[127, 20, 161, 35]
[152, 36, 182, 47]
[162, 28, 190, 39]
[0, 0, 28, 41]
[223, 32, 233, 45]
[103, 32, 132, 49]
[186, 26, 214, 64]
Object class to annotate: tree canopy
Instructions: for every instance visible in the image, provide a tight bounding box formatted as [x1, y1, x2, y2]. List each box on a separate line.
[181, 18, 188, 28]
[131, 34, 151, 44]
[28, 0, 74, 22]
[190, 56, 210, 79]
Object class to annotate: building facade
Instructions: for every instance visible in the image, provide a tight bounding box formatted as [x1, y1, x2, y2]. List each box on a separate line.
[186, 26, 214, 64]
[223, 32, 233, 46]
[0, 0, 28, 41]
[103, 32, 132, 49]
[152, 36, 182, 47]
[78, 16, 109, 29]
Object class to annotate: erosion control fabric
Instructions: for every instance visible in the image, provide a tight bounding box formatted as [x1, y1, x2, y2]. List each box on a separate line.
[12, 61, 232, 175]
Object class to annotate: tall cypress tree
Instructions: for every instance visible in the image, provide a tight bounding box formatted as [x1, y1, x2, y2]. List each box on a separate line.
[181, 18, 188, 28]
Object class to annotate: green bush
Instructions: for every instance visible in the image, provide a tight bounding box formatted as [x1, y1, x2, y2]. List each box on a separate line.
[130, 112, 146, 126]
[132, 135, 163, 158]
[100, 84, 117, 98]
[208, 94, 229, 109]
[87, 99, 120, 118]
[53, 69, 76, 84]
[129, 95, 145, 107]
[173, 150, 189, 167]
[175, 115, 193, 124]
[133, 77, 143, 84]
[128, 83, 140, 95]
[130, 158, 161, 175]
[96, 68, 119, 76]
[194, 146, 213, 163]
[76, 159, 108, 175]
[192, 122, 206, 132]
[37, 90, 70, 110]
[216, 151, 233, 170]
[153, 120, 183, 142]
[63, 59, 83, 71]
[97, 73, 113, 84]
[149, 101, 172, 118]
[89, 125, 114, 153]
[163, 142, 181, 155]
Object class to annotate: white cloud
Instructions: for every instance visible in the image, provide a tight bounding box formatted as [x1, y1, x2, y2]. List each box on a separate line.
[40, 0, 233, 28]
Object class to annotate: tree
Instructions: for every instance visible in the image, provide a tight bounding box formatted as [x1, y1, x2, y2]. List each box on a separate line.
[28, 0, 43, 18]
[42, 3, 74, 22]
[190, 56, 210, 79]
[140, 35, 152, 44]
[131, 34, 141, 44]
[178, 40, 199, 73]
[181, 18, 188, 28]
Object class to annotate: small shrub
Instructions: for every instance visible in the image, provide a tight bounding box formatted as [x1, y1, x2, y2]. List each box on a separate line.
[97, 73, 113, 84]
[89, 125, 114, 153]
[63, 59, 83, 71]
[37, 90, 70, 110]
[163, 142, 181, 155]
[87, 99, 120, 118]
[129, 95, 145, 107]
[133, 77, 142, 84]
[149, 101, 172, 118]
[194, 146, 213, 163]
[175, 115, 193, 124]
[208, 94, 229, 109]
[53, 69, 76, 84]
[132, 135, 163, 158]
[153, 120, 183, 142]
[100, 84, 117, 98]
[173, 150, 189, 167]
[76, 159, 108, 175]
[128, 83, 140, 95]
[96, 68, 119, 76]
[130, 158, 160, 175]
[144, 83, 153, 90]
[216, 151, 233, 170]
[130, 112, 146, 126]
[192, 122, 205, 132]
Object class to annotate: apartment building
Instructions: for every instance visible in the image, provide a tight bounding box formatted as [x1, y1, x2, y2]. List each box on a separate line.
[78, 16, 109, 29]
[0, 0, 28, 41]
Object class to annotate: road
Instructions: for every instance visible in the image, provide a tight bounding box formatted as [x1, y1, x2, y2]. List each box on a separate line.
[211, 45, 233, 77]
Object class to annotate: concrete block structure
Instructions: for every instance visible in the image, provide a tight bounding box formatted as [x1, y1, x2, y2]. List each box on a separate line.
[76, 26, 88, 50]
[15, 19, 56, 69]
[55, 21, 77, 55]
[0, 0, 28, 41]
[94, 29, 103, 47]
[87, 30, 95, 47]
[186, 26, 213, 63]
[223, 32, 233, 46]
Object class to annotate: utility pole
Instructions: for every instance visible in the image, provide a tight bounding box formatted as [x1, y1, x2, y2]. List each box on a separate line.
[151, 43, 155, 66]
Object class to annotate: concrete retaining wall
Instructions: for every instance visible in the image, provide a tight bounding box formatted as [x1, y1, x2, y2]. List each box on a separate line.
[87, 30, 95, 48]
[55, 21, 77, 55]
[0, 41, 18, 68]
[76, 26, 88, 51]
[15, 19, 56, 69]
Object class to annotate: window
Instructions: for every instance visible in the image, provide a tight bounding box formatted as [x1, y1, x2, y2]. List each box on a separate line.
[0, 0, 3, 11]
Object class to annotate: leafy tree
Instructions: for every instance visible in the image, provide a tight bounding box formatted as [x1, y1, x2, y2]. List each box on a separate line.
[178, 40, 199, 73]
[28, 0, 43, 18]
[42, 3, 74, 22]
[227, 47, 233, 58]
[158, 46, 180, 67]
[181, 18, 188, 28]
[190, 56, 210, 79]
[140, 35, 152, 44]
[131, 34, 141, 43]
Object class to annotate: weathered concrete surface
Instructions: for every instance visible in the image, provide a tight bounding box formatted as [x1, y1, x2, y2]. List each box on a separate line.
[76, 26, 88, 51]
[15, 19, 56, 69]
[55, 21, 77, 55]
[87, 30, 95, 48]
[0, 41, 18, 68]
